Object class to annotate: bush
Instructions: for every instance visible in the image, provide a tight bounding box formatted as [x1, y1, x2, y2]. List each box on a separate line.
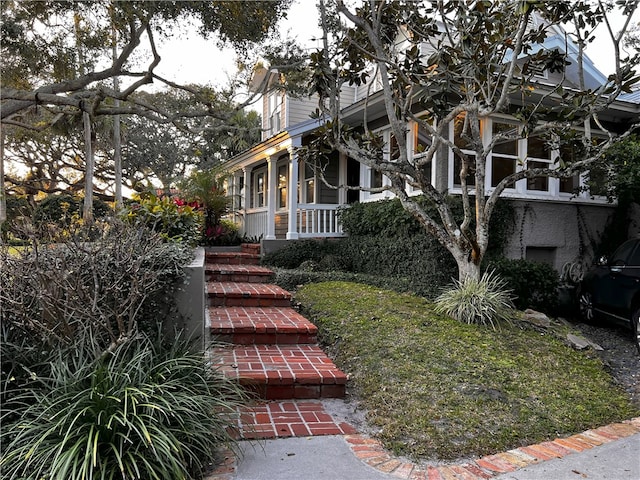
[33, 194, 110, 226]
[0, 220, 194, 352]
[486, 258, 559, 313]
[0, 332, 246, 480]
[262, 239, 344, 270]
[434, 271, 516, 329]
[204, 218, 243, 246]
[124, 194, 203, 245]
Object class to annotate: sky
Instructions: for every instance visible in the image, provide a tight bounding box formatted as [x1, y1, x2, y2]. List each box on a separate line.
[151, 1, 637, 91]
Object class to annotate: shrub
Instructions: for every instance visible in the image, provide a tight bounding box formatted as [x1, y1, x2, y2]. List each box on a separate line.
[33, 194, 110, 226]
[0, 220, 193, 353]
[124, 194, 203, 245]
[204, 218, 242, 246]
[262, 239, 344, 270]
[485, 258, 559, 313]
[434, 271, 515, 329]
[0, 332, 246, 480]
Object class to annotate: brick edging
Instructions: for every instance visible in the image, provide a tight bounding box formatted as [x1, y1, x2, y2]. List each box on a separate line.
[204, 417, 640, 480]
[344, 417, 640, 479]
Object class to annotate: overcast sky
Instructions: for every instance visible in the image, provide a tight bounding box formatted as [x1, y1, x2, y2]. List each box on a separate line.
[152, 1, 636, 91]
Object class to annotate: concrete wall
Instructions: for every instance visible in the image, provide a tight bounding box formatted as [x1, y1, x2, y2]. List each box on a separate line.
[171, 247, 206, 352]
[502, 200, 616, 272]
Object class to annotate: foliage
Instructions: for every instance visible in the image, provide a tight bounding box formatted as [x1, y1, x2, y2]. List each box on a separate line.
[0, 220, 193, 354]
[598, 132, 640, 205]
[177, 168, 232, 245]
[304, 0, 639, 282]
[32, 194, 110, 226]
[296, 281, 639, 461]
[0, 195, 31, 242]
[486, 258, 560, 313]
[124, 194, 203, 245]
[204, 218, 242, 246]
[434, 271, 516, 329]
[1, 1, 293, 123]
[0, 331, 246, 480]
[262, 239, 344, 270]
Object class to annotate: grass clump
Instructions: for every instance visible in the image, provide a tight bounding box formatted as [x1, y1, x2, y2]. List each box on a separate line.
[0, 332, 246, 480]
[296, 281, 639, 462]
[434, 270, 515, 329]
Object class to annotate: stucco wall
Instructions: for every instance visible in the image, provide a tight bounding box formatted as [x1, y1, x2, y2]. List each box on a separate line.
[502, 200, 616, 272]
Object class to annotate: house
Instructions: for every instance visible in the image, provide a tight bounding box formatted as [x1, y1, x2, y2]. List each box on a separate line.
[223, 19, 640, 274]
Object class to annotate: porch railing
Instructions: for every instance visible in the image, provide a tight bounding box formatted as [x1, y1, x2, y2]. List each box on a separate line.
[238, 204, 346, 239]
[297, 203, 345, 238]
[241, 207, 268, 240]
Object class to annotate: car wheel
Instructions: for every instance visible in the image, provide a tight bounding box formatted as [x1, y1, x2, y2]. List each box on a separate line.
[632, 307, 640, 356]
[578, 289, 596, 323]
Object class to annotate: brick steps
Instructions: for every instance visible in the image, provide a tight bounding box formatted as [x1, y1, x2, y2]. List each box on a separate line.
[205, 246, 347, 408]
[206, 264, 274, 283]
[209, 306, 317, 344]
[207, 282, 291, 307]
[210, 345, 347, 400]
[205, 251, 260, 265]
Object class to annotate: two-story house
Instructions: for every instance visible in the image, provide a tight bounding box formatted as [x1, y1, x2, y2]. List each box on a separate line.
[223, 22, 639, 273]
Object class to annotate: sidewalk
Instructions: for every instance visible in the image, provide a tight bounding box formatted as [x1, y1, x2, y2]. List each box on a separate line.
[208, 414, 640, 480]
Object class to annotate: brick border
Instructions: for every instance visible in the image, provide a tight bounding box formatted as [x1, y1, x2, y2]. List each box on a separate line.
[205, 417, 640, 480]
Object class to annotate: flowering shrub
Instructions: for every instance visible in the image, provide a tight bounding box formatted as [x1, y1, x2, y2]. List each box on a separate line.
[124, 194, 203, 245]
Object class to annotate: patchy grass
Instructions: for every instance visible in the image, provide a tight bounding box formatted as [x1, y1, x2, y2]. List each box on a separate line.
[296, 281, 639, 462]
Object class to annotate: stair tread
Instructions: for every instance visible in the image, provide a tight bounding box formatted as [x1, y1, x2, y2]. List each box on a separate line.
[206, 264, 273, 275]
[210, 344, 348, 385]
[207, 282, 291, 298]
[209, 306, 317, 334]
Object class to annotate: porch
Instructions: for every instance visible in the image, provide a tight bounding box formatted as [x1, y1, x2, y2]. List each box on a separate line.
[230, 203, 346, 241]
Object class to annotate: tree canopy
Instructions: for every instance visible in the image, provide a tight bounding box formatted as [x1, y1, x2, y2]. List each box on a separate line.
[305, 0, 639, 281]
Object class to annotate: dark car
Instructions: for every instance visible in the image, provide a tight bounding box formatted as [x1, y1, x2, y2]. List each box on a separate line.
[579, 237, 640, 354]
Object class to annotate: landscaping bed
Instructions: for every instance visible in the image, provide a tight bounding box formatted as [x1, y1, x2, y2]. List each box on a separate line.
[295, 281, 640, 462]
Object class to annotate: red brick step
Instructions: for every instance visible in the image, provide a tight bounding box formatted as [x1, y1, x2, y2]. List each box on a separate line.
[211, 344, 347, 399]
[206, 263, 274, 283]
[209, 306, 317, 344]
[207, 282, 291, 307]
[206, 251, 260, 265]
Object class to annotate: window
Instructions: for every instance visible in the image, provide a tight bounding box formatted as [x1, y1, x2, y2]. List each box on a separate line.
[237, 176, 244, 210]
[490, 121, 519, 188]
[277, 164, 287, 209]
[526, 135, 552, 192]
[412, 118, 433, 186]
[453, 114, 476, 187]
[268, 92, 282, 135]
[558, 140, 581, 194]
[254, 170, 266, 208]
[304, 163, 315, 203]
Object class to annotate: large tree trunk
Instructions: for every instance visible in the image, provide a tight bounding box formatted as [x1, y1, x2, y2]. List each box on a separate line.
[452, 250, 482, 283]
[0, 128, 6, 229]
[82, 111, 94, 223]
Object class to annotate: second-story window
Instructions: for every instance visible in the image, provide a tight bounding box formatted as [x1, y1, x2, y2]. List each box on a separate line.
[268, 92, 282, 135]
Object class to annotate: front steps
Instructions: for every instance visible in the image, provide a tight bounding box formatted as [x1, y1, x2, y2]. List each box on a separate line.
[207, 245, 347, 401]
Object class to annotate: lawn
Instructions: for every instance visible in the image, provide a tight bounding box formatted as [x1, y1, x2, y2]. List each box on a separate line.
[295, 281, 639, 462]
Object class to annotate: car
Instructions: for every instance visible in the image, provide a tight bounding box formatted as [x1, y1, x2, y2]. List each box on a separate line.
[579, 237, 640, 355]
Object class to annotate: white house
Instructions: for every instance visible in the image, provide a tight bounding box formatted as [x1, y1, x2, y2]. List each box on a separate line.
[223, 23, 639, 273]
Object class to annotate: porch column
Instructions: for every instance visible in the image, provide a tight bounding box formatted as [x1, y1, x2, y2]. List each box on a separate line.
[242, 166, 251, 212]
[266, 155, 277, 240]
[286, 144, 300, 239]
[338, 152, 347, 205]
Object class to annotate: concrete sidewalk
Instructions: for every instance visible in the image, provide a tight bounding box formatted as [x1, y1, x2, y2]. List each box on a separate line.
[215, 430, 640, 480]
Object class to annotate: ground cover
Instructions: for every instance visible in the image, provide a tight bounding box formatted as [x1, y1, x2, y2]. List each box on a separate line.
[295, 281, 640, 462]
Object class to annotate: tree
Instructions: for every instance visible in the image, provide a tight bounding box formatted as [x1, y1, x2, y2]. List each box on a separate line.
[1, 1, 296, 224]
[306, 0, 639, 281]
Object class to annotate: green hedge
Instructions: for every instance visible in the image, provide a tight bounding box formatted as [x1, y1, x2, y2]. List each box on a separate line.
[485, 257, 559, 313]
